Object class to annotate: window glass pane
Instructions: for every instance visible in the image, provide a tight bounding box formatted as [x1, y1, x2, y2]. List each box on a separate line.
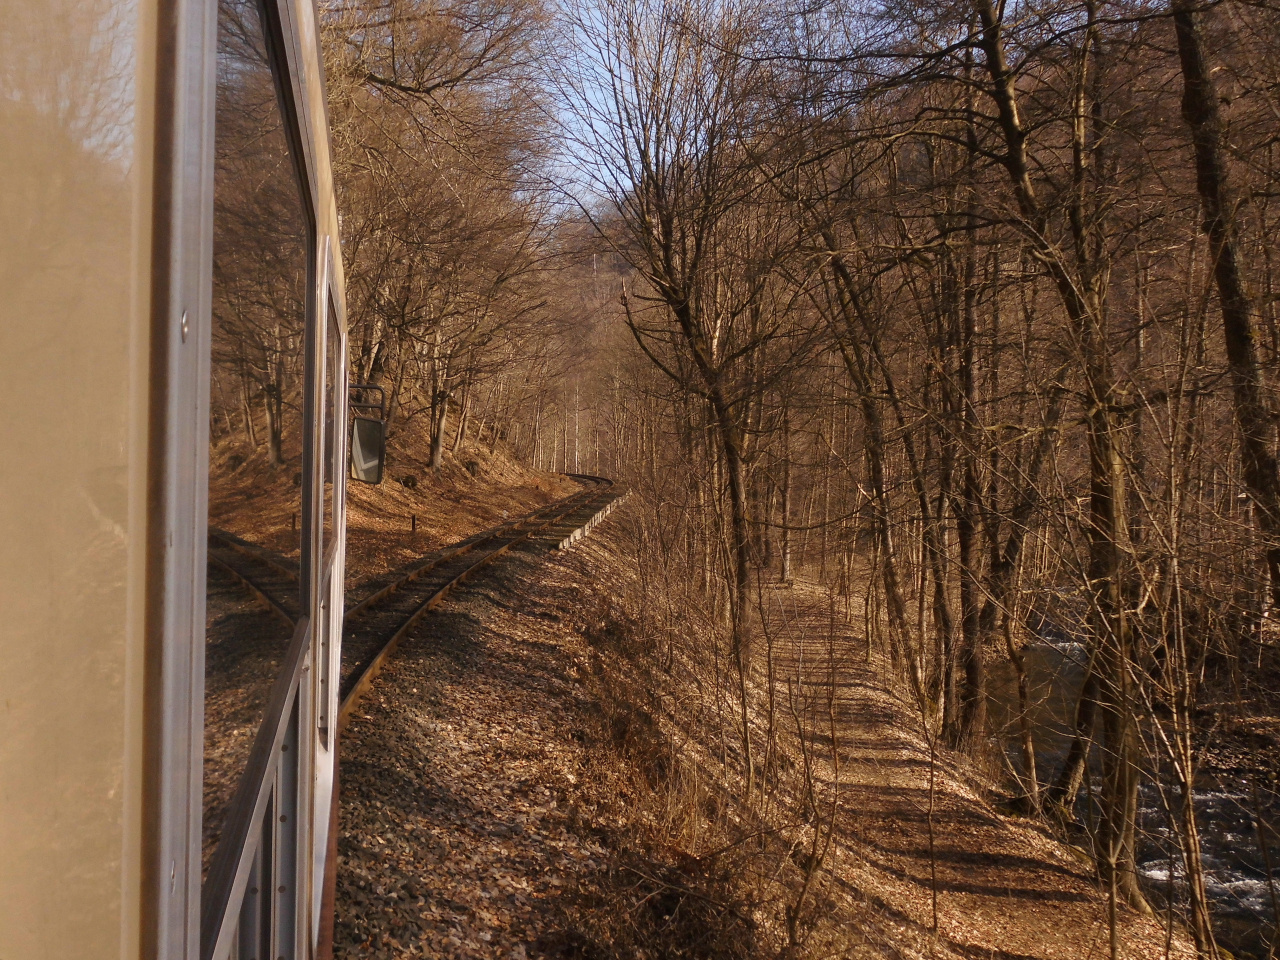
[323, 306, 340, 561]
[318, 304, 341, 746]
[203, 0, 309, 875]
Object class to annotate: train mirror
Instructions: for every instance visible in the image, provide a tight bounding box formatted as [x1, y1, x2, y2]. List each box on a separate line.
[349, 416, 386, 484]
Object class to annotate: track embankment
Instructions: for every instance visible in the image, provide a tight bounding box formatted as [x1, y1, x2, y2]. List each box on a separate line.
[333, 489, 627, 957]
[332, 516, 1192, 960]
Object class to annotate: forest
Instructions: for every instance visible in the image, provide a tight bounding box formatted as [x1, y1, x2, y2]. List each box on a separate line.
[205, 0, 1280, 956]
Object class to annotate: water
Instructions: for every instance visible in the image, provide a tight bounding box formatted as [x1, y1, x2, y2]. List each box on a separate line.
[988, 641, 1280, 958]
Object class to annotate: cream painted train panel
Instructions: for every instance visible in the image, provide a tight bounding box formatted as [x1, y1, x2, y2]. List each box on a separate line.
[0, 0, 356, 955]
[0, 0, 157, 956]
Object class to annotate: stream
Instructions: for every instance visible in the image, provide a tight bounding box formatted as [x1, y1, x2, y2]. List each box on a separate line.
[988, 642, 1280, 958]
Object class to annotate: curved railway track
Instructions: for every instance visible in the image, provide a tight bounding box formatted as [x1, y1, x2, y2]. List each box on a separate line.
[207, 527, 300, 626]
[337, 475, 618, 730]
[206, 475, 620, 951]
[204, 476, 621, 732]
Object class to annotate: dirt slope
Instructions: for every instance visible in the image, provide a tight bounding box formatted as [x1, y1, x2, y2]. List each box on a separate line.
[764, 581, 1190, 960]
[207, 426, 579, 583]
[332, 518, 1194, 959]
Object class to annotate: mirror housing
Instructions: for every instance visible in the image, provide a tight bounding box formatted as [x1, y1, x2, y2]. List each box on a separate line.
[349, 416, 386, 485]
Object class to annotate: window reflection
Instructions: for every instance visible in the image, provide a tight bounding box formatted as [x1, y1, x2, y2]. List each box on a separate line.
[203, 0, 309, 874]
[318, 305, 342, 746]
[324, 309, 341, 554]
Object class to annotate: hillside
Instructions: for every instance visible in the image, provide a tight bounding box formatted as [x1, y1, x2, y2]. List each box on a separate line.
[323, 453, 1194, 959]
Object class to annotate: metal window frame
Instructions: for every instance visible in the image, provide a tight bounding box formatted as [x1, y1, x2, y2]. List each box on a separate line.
[145, 0, 345, 955]
[144, 0, 218, 954]
[311, 278, 348, 944]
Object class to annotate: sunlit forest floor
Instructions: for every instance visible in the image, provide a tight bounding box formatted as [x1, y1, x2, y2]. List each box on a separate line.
[203, 428, 1203, 957]
[758, 580, 1190, 958]
[329, 484, 1194, 958]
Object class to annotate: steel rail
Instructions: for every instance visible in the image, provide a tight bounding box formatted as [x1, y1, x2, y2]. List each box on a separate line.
[343, 486, 600, 620]
[336, 479, 615, 733]
[208, 526, 300, 581]
[206, 552, 297, 629]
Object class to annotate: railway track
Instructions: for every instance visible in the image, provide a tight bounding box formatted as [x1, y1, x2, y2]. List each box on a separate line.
[205, 476, 620, 952]
[207, 527, 300, 626]
[204, 476, 621, 732]
[336, 475, 619, 730]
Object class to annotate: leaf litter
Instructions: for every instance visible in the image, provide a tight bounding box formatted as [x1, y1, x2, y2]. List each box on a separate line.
[334, 506, 1198, 959]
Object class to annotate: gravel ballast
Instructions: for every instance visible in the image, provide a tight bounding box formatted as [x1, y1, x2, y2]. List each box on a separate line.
[334, 535, 616, 958]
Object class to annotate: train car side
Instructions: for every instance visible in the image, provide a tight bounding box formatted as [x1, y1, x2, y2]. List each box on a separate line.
[0, 0, 351, 956]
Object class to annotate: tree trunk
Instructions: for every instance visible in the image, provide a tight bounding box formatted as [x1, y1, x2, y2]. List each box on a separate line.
[971, 0, 1149, 911]
[264, 386, 283, 467]
[1048, 666, 1099, 812]
[1172, 0, 1280, 614]
[1002, 612, 1040, 811]
[953, 113, 987, 750]
[240, 364, 258, 448]
[431, 394, 449, 469]
[451, 379, 471, 454]
[781, 405, 793, 583]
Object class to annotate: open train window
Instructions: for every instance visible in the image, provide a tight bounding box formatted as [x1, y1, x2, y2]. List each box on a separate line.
[202, 0, 310, 877]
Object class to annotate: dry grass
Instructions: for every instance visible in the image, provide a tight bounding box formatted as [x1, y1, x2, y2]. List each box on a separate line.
[553, 526, 1199, 960]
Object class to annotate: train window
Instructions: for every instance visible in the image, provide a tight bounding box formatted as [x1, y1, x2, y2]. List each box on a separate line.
[203, 0, 310, 875]
[323, 303, 341, 557]
[318, 298, 342, 746]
